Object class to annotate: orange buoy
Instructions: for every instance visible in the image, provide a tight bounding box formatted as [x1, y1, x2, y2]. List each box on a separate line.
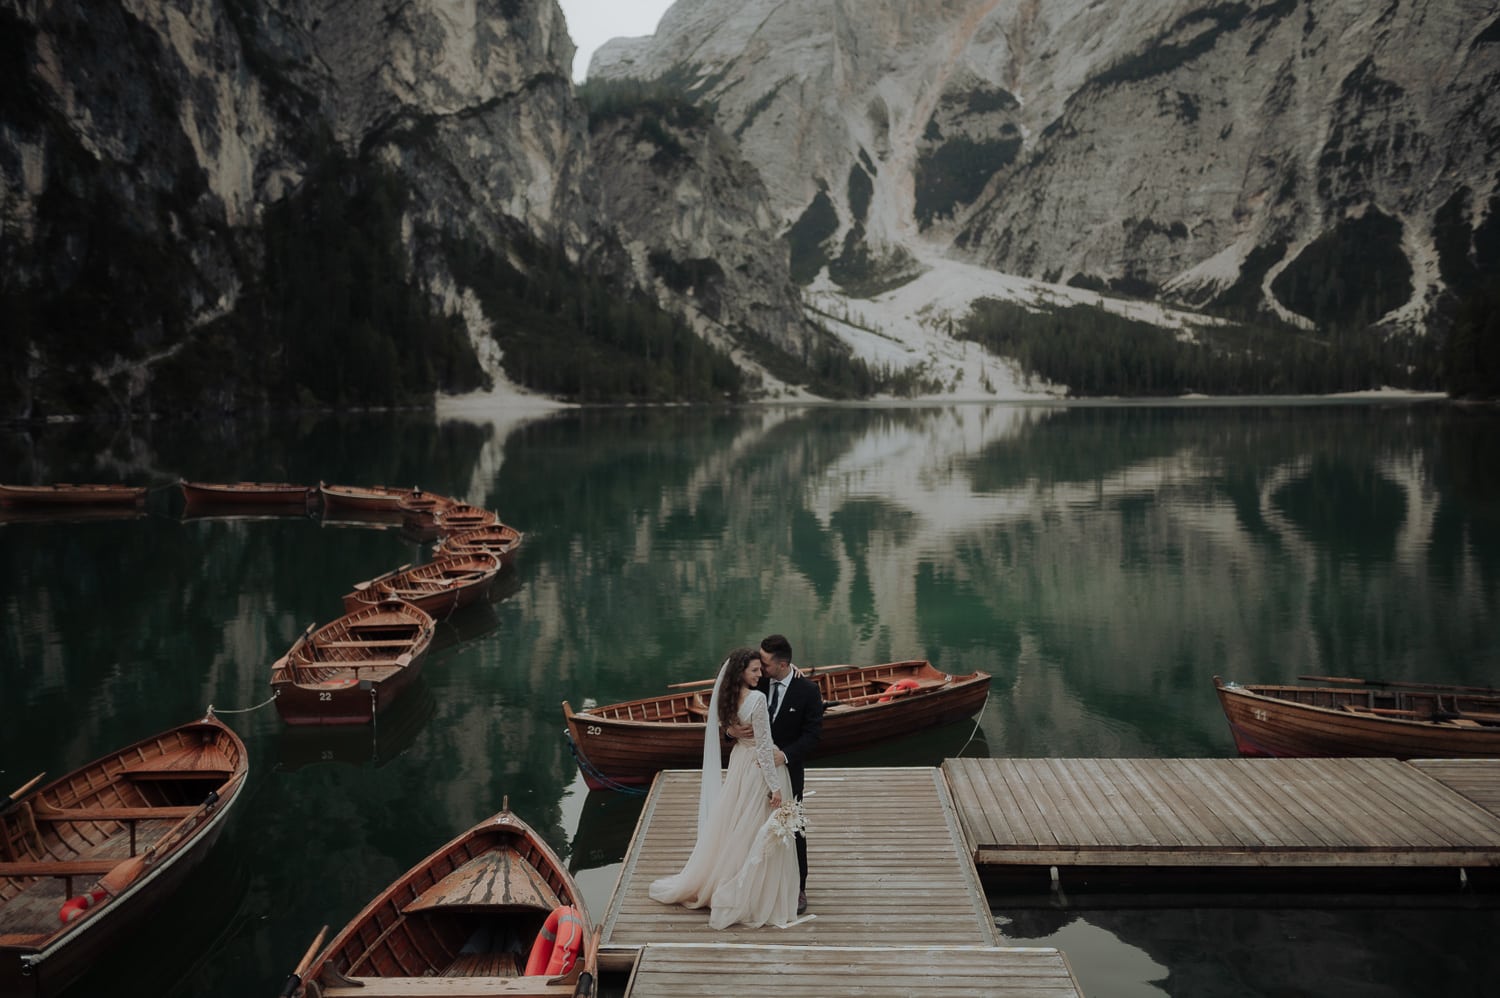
[877, 678, 922, 703]
[524, 905, 585, 977]
[59, 889, 108, 923]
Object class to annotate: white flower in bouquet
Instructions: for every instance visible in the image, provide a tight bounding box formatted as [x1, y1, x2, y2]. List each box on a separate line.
[767, 799, 807, 844]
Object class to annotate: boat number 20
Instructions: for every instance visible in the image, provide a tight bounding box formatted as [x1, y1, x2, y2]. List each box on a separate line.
[586, 725, 602, 736]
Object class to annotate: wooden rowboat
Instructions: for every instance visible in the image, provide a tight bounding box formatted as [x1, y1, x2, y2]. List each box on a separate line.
[0, 483, 147, 507]
[432, 503, 500, 535]
[179, 479, 313, 516]
[340, 554, 502, 616]
[563, 660, 991, 790]
[318, 482, 419, 514]
[433, 523, 524, 565]
[283, 805, 595, 998]
[271, 599, 437, 726]
[0, 713, 247, 997]
[398, 490, 458, 532]
[1214, 675, 1500, 758]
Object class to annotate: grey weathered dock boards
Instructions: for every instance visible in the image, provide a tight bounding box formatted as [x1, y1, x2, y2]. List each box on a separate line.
[943, 756, 1500, 868]
[1408, 758, 1500, 818]
[622, 943, 1083, 997]
[598, 767, 1006, 973]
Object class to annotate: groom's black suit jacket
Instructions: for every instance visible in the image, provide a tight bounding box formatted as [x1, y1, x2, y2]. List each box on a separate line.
[760, 670, 823, 800]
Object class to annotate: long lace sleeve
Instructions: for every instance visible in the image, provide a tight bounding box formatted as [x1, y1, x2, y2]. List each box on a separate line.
[747, 690, 781, 796]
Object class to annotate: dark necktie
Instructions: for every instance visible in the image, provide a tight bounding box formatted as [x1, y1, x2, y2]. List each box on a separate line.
[768, 680, 782, 719]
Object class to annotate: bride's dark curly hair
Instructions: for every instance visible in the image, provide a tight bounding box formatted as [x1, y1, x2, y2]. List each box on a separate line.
[716, 646, 761, 731]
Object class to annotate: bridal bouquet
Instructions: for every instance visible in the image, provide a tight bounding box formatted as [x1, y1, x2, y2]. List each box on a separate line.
[767, 799, 807, 844]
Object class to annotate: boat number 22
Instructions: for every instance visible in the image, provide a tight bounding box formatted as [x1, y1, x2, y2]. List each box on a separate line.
[319, 692, 333, 701]
[586, 725, 602, 736]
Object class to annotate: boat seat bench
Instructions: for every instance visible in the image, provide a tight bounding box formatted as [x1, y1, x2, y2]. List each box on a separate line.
[33, 805, 198, 821]
[0, 859, 121, 877]
[318, 641, 418, 649]
[122, 768, 233, 781]
[320, 979, 564, 996]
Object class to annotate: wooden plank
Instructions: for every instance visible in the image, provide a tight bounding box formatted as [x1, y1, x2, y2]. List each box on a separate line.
[320, 979, 569, 995]
[1070, 759, 1156, 847]
[623, 943, 1083, 998]
[1011, 762, 1085, 847]
[1197, 759, 1329, 849]
[0, 859, 120, 877]
[32, 805, 198, 822]
[1315, 757, 1482, 848]
[967, 757, 1026, 844]
[1272, 758, 1416, 847]
[1409, 759, 1500, 816]
[1097, 759, 1189, 847]
[993, 760, 1059, 847]
[940, 758, 1000, 848]
[1146, 762, 1242, 846]
[1363, 759, 1500, 842]
[1050, 759, 1122, 846]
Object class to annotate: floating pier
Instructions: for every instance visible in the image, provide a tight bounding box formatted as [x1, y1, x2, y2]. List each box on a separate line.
[598, 757, 1500, 994]
[599, 767, 1083, 995]
[943, 756, 1500, 887]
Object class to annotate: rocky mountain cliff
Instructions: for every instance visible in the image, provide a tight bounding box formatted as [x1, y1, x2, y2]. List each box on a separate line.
[594, 0, 1500, 344]
[4, 1, 1498, 419]
[0, 0, 816, 419]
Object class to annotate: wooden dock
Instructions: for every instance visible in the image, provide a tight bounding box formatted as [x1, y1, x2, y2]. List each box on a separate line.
[943, 757, 1500, 884]
[600, 767, 1083, 996]
[623, 943, 1082, 997]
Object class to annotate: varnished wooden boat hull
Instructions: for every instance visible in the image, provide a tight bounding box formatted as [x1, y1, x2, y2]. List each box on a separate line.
[564, 660, 992, 790]
[0, 484, 146, 507]
[318, 483, 418, 514]
[178, 479, 313, 507]
[1214, 676, 1500, 758]
[431, 503, 499, 535]
[271, 601, 436, 726]
[433, 524, 524, 566]
[340, 554, 502, 617]
[398, 492, 459, 540]
[0, 715, 247, 997]
[318, 483, 408, 526]
[295, 809, 593, 997]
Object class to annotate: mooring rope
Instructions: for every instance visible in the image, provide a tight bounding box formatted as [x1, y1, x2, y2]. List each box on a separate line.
[564, 729, 647, 796]
[954, 693, 989, 758]
[207, 694, 278, 715]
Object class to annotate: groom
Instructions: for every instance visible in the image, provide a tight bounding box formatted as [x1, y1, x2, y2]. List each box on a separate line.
[731, 633, 822, 914]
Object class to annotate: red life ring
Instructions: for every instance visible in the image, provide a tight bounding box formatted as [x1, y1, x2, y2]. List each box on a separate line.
[524, 905, 585, 977]
[877, 678, 922, 703]
[59, 889, 108, 924]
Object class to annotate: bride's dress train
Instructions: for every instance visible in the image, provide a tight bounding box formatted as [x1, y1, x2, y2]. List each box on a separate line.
[648, 690, 799, 929]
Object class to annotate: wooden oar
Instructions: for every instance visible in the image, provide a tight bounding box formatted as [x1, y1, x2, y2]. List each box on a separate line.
[278, 924, 329, 998]
[1298, 674, 1500, 696]
[0, 772, 45, 815]
[666, 676, 719, 690]
[96, 771, 244, 896]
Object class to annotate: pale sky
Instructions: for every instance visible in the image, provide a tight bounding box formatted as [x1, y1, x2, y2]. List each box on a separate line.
[557, 0, 675, 82]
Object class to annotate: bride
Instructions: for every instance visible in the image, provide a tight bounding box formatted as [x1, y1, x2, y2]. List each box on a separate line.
[648, 646, 800, 929]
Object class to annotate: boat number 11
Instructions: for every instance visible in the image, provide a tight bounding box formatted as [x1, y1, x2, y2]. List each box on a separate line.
[586, 725, 602, 736]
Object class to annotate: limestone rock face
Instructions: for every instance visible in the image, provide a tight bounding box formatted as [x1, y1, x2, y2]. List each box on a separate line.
[585, 102, 810, 362]
[592, 0, 1500, 331]
[2, 0, 821, 415]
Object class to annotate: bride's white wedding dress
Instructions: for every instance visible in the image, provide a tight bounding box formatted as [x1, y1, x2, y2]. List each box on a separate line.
[648, 688, 799, 929]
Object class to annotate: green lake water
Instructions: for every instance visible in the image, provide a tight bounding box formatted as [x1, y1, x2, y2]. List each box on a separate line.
[2, 400, 1498, 996]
